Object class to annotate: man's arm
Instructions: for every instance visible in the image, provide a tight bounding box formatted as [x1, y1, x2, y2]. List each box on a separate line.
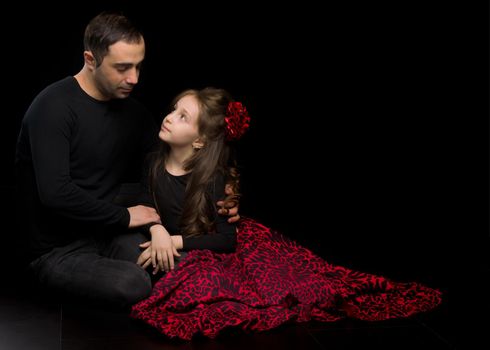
[26, 97, 157, 228]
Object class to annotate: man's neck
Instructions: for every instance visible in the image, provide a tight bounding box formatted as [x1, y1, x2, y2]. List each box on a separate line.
[74, 67, 108, 101]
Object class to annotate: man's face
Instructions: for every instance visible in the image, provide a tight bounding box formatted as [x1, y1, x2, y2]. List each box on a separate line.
[93, 38, 145, 100]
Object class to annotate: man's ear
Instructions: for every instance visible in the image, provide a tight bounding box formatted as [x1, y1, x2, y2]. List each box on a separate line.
[83, 51, 97, 70]
[192, 138, 205, 150]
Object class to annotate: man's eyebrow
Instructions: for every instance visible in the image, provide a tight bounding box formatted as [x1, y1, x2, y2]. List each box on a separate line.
[114, 62, 134, 67]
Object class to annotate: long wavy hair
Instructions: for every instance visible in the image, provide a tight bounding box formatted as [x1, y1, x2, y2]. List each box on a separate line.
[149, 87, 240, 237]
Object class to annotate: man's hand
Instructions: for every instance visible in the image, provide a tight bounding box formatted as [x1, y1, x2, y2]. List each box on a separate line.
[137, 241, 152, 269]
[127, 205, 161, 228]
[217, 184, 240, 223]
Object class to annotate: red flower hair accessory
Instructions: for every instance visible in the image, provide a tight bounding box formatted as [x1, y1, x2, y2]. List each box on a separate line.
[225, 101, 250, 141]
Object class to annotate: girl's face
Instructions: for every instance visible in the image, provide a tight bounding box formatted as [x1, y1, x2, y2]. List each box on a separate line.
[159, 94, 201, 147]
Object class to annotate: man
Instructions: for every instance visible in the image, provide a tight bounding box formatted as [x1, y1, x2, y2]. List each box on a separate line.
[15, 11, 237, 308]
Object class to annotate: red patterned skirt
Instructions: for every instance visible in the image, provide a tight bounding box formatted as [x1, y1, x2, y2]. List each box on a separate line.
[130, 218, 442, 340]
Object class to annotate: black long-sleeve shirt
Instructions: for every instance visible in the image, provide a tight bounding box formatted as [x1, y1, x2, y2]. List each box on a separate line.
[15, 76, 158, 260]
[139, 169, 237, 253]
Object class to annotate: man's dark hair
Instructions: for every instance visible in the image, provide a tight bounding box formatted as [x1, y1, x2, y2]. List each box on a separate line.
[84, 11, 143, 66]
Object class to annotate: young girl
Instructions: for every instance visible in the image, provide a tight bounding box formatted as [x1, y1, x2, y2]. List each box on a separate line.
[134, 87, 244, 274]
[131, 87, 442, 340]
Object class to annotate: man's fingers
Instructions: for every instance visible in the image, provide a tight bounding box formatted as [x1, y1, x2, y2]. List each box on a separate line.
[218, 205, 238, 216]
[142, 258, 152, 270]
[137, 248, 150, 266]
[224, 183, 234, 195]
[228, 214, 240, 224]
[218, 207, 230, 215]
[227, 206, 238, 215]
[222, 199, 239, 209]
[139, 241, 151, 248]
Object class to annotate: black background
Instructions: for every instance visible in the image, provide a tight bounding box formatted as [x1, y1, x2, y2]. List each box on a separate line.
[1, 2, 487, 291]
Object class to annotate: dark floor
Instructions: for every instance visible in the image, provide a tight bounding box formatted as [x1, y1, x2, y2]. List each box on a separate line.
[1, 260, 482, 350]
[1, 186, 486, 350]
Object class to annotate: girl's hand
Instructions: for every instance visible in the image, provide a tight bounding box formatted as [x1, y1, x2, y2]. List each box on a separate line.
[148, 225, 180, 274]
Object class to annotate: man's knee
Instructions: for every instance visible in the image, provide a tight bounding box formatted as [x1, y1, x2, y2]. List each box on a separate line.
[109, 265, 152, 306]
[104, 232, 148, 262]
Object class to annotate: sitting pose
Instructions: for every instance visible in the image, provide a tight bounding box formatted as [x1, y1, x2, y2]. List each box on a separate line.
[134, 87, 246, 274]
[14, 12, 238, 308]
[131, 87, 442, 339]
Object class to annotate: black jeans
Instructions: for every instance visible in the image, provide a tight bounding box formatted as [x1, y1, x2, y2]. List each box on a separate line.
[29, 232, 152, 308]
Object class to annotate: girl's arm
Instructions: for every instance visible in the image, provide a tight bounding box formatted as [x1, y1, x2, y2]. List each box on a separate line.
[178, 175, 237, 253]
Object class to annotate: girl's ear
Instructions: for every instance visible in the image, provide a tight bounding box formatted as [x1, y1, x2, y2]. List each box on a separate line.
[192, 138, 205, 150]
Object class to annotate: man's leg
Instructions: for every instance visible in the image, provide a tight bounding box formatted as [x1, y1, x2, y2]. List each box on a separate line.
[102, 231, 148, 263]
[29, 237, 151, 308]
[104, 232, 188, 276]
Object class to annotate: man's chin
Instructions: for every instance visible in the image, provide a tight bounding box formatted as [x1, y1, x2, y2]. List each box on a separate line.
[114, 91, 131, 99]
